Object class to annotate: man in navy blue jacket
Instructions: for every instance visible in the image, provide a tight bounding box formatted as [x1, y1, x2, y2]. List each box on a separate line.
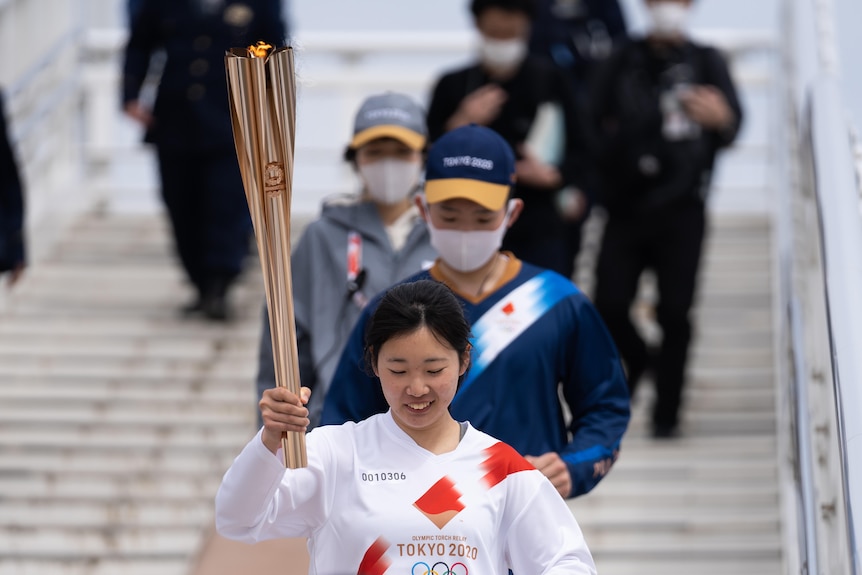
[321, 125, 630, 499]
[122, 0, 286, 320]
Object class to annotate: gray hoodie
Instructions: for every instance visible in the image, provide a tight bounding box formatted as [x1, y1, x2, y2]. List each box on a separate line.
[256, 197, 437, 427]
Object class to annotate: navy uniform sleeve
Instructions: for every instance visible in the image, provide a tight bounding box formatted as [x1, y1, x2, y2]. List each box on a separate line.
[121, 0, 160, 105]
[559, 294, 630, 496]
[319, 300, 388, 425]
[0, 91, 25, 268]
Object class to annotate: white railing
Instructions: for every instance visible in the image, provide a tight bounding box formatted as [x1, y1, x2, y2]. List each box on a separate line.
[0, 0, 91, 264]
[808, 76, 862, 575]
[779, 0, 862, 573]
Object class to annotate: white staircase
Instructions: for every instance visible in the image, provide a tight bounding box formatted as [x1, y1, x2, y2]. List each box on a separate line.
[571, 215, 782, 575]
[0, 9, 790, 571]
[0, 211, 264, 575]
[0, 211, 783, 575]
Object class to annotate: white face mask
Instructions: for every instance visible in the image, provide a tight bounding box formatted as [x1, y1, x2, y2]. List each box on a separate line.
[426, 200, 515, 273]
[359, 159, 423, 205]
[479, 37, 528, 73]
[647, 2, 690, 37]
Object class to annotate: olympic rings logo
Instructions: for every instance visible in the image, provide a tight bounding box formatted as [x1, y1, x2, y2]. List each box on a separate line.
[411, 561, 468, 575]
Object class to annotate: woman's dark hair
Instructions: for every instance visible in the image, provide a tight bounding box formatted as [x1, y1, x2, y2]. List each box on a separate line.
[365, 280, 472, 379]
[470, 0, 536, 20]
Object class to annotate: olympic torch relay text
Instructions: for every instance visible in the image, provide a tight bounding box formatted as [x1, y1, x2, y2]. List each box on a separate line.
[225, 42, 306, 468]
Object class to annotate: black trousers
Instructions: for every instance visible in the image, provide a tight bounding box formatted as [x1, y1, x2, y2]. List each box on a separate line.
[157, 147, 251, 296]
[593, 201, 706, 429]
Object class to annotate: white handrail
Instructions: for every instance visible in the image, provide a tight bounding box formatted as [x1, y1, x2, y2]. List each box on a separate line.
[781, 0, 862, 572]
[808, 77, 862, 574]
[789, 295, 822, 573]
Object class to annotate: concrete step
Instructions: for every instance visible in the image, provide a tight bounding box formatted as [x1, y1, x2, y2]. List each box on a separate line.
[0, 335, 257, 357]
[0, 192, 785, 575]
[0, 431, 253, 454]
[591, 558, 781, 575]
[0, 208, 265, 572]
[0, 450, 241, 475]
[0, 358, 255, 379]
[0, 558, 191, 575]
[0, 381, 253, 402]
[0, 525, 201, 556]
[0, 474, 223, 500]
[0, 317, 260, 338]
[0, 499, 213, 529]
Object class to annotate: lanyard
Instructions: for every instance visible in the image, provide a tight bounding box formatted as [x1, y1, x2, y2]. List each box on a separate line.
[346, 232, 368, 309]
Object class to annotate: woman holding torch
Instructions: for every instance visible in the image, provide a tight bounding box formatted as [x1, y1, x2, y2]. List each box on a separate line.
[217, 279, 596, 575]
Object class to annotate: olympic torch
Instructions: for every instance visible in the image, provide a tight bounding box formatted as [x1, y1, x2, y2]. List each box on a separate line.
[225, 43, 306, 468]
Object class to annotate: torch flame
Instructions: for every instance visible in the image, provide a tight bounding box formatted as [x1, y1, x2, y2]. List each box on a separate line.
[248, 41, 273, 58]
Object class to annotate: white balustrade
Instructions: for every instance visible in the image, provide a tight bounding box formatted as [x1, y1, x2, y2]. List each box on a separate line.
[1, 0, 90, 263]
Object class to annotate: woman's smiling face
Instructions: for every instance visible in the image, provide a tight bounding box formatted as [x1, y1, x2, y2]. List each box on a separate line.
[374, 325, 468, 440]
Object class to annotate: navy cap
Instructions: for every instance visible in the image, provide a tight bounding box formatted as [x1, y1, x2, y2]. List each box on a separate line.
[424, 124, 516, 211]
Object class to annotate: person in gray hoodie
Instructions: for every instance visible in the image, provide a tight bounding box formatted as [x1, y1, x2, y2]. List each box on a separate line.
[255, 92, 437, 428]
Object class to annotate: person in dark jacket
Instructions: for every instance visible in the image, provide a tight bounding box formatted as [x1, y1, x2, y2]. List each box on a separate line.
[529, 0, 627, 94]
[426, 0, 590, 278]
[589, 0, 743, 438]
[0, 90, 25, 287]
[122, 0, 286, 320]
[528, 0, 629, 279]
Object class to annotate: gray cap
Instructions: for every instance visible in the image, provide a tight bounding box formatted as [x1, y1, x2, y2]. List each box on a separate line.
[350, 92, 427, 151]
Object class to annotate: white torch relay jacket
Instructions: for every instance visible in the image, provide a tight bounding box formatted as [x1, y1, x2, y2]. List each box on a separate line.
[215, 412, 597, 575]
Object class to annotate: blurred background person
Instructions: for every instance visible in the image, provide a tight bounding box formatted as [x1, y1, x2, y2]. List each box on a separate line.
[529, 0, 628, 95]
[127, 0, 143, 24]
[255, 92, 437, 429]
[589, 0, 742, 438]
[0, 89, 26, 288]
[121, 0, 286, 321]
[528, 0, 629, 279]
[426, 0, 590, 278]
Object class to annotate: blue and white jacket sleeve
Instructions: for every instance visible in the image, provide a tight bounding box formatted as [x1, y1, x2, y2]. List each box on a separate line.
[560, 294, 631, 496]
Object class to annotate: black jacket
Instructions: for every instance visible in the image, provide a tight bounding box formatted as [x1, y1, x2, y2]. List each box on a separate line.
[589, 38, 743, 214]
[529, 0, 628, 90]
[122, 0, 286, 151]
[427, 56, 590, 240]
[0, 91, 24, 272]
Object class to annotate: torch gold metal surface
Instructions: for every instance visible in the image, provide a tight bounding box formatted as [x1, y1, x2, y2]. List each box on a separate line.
[225, 43, 306, 468]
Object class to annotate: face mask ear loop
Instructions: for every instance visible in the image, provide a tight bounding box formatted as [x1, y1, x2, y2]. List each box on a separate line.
[500, 199, 517, 230]
[418, 194, 432, 222]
